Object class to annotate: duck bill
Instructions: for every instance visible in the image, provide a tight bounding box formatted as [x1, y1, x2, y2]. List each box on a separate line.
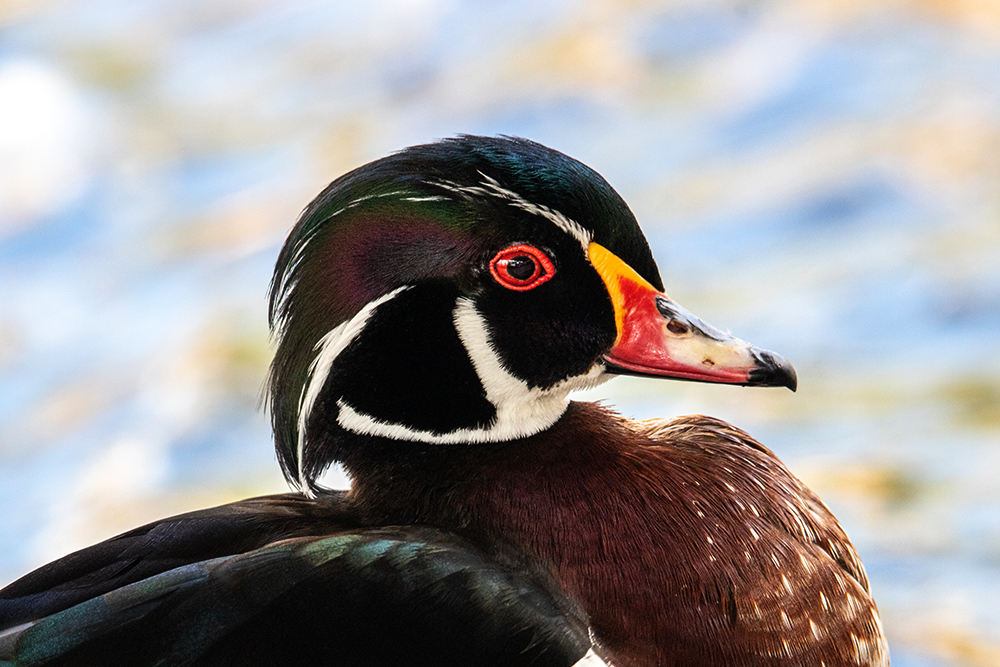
[589, 243, 797, 391]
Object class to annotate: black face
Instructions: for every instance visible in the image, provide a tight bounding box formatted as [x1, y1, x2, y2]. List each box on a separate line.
[327, 282, 496, 436]
[311, 224, 617, 443]
[268, 135, 659, 491]
[474, 238, 616, 390]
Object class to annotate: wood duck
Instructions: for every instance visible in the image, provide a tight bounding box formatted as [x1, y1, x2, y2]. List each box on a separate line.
[0, 136, 888, 667]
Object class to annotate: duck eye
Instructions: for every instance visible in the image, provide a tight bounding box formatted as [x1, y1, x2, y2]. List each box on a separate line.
[489, 244, 555, 291]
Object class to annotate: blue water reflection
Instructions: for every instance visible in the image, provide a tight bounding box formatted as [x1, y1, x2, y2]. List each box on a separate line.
[2, 2, 999, 665]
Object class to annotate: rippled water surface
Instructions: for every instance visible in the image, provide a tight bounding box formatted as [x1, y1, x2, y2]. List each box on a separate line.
[2, 2, 1000, 665]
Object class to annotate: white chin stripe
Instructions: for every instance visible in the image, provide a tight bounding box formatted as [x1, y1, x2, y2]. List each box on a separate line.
[335, 298, 609, 444]
[336, 400, 536, 444]
[573, 648, 610, 667]
[296, 286, 412, 492]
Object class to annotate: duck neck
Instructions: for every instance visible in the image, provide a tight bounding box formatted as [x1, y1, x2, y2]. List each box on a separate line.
[299, 284, 611, 491]
[340, 402, 661, 664]
[340, 401, 615, 538]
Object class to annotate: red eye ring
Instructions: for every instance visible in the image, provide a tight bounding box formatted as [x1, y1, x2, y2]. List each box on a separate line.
[489, 244, 555, 291]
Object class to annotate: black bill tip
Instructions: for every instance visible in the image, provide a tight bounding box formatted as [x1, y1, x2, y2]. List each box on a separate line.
[747, 349, 798, 392]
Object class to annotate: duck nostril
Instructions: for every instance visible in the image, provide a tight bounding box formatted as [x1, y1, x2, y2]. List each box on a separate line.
[655, 295, 675, 319]
[666, 320, 689, 335]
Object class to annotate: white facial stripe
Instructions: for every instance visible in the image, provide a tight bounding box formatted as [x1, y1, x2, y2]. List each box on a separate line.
[296, 285, 411, 494]
[453, 297, 607, 422]
[477, 173, 592, 251]
[402, 195, 449, 202]
[573, 649, 610, 667]
[430, 176, 592, 252]
[335, 297, 609, 444]
[319, 189, 410, 222]
[337, 400, 527, 444]
[431, 179, 489, 198]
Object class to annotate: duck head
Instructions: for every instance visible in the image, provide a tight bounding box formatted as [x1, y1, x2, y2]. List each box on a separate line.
[268, 136, 795, 494]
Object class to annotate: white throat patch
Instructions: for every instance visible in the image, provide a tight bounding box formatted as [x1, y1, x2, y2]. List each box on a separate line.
[335, 297, 609, 445]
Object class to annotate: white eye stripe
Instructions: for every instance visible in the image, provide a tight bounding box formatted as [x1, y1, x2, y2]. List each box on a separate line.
[477, 173, 592, 251]
[429, 175, 592, 252]
[295, 285, 411, 495]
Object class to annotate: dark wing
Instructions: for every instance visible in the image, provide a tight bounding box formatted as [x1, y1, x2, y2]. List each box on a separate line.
[0, 527, 597, 667]
[0, 493, 355, 631]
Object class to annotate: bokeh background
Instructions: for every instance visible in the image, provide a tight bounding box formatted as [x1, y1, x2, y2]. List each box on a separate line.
[2, 1, 1000, 664]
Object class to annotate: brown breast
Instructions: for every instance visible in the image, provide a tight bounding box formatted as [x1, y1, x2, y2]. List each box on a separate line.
[349, 401, 889, 667]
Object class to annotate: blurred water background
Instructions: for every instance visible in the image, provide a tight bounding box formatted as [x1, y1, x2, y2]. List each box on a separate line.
[2, 1, 999, 664]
